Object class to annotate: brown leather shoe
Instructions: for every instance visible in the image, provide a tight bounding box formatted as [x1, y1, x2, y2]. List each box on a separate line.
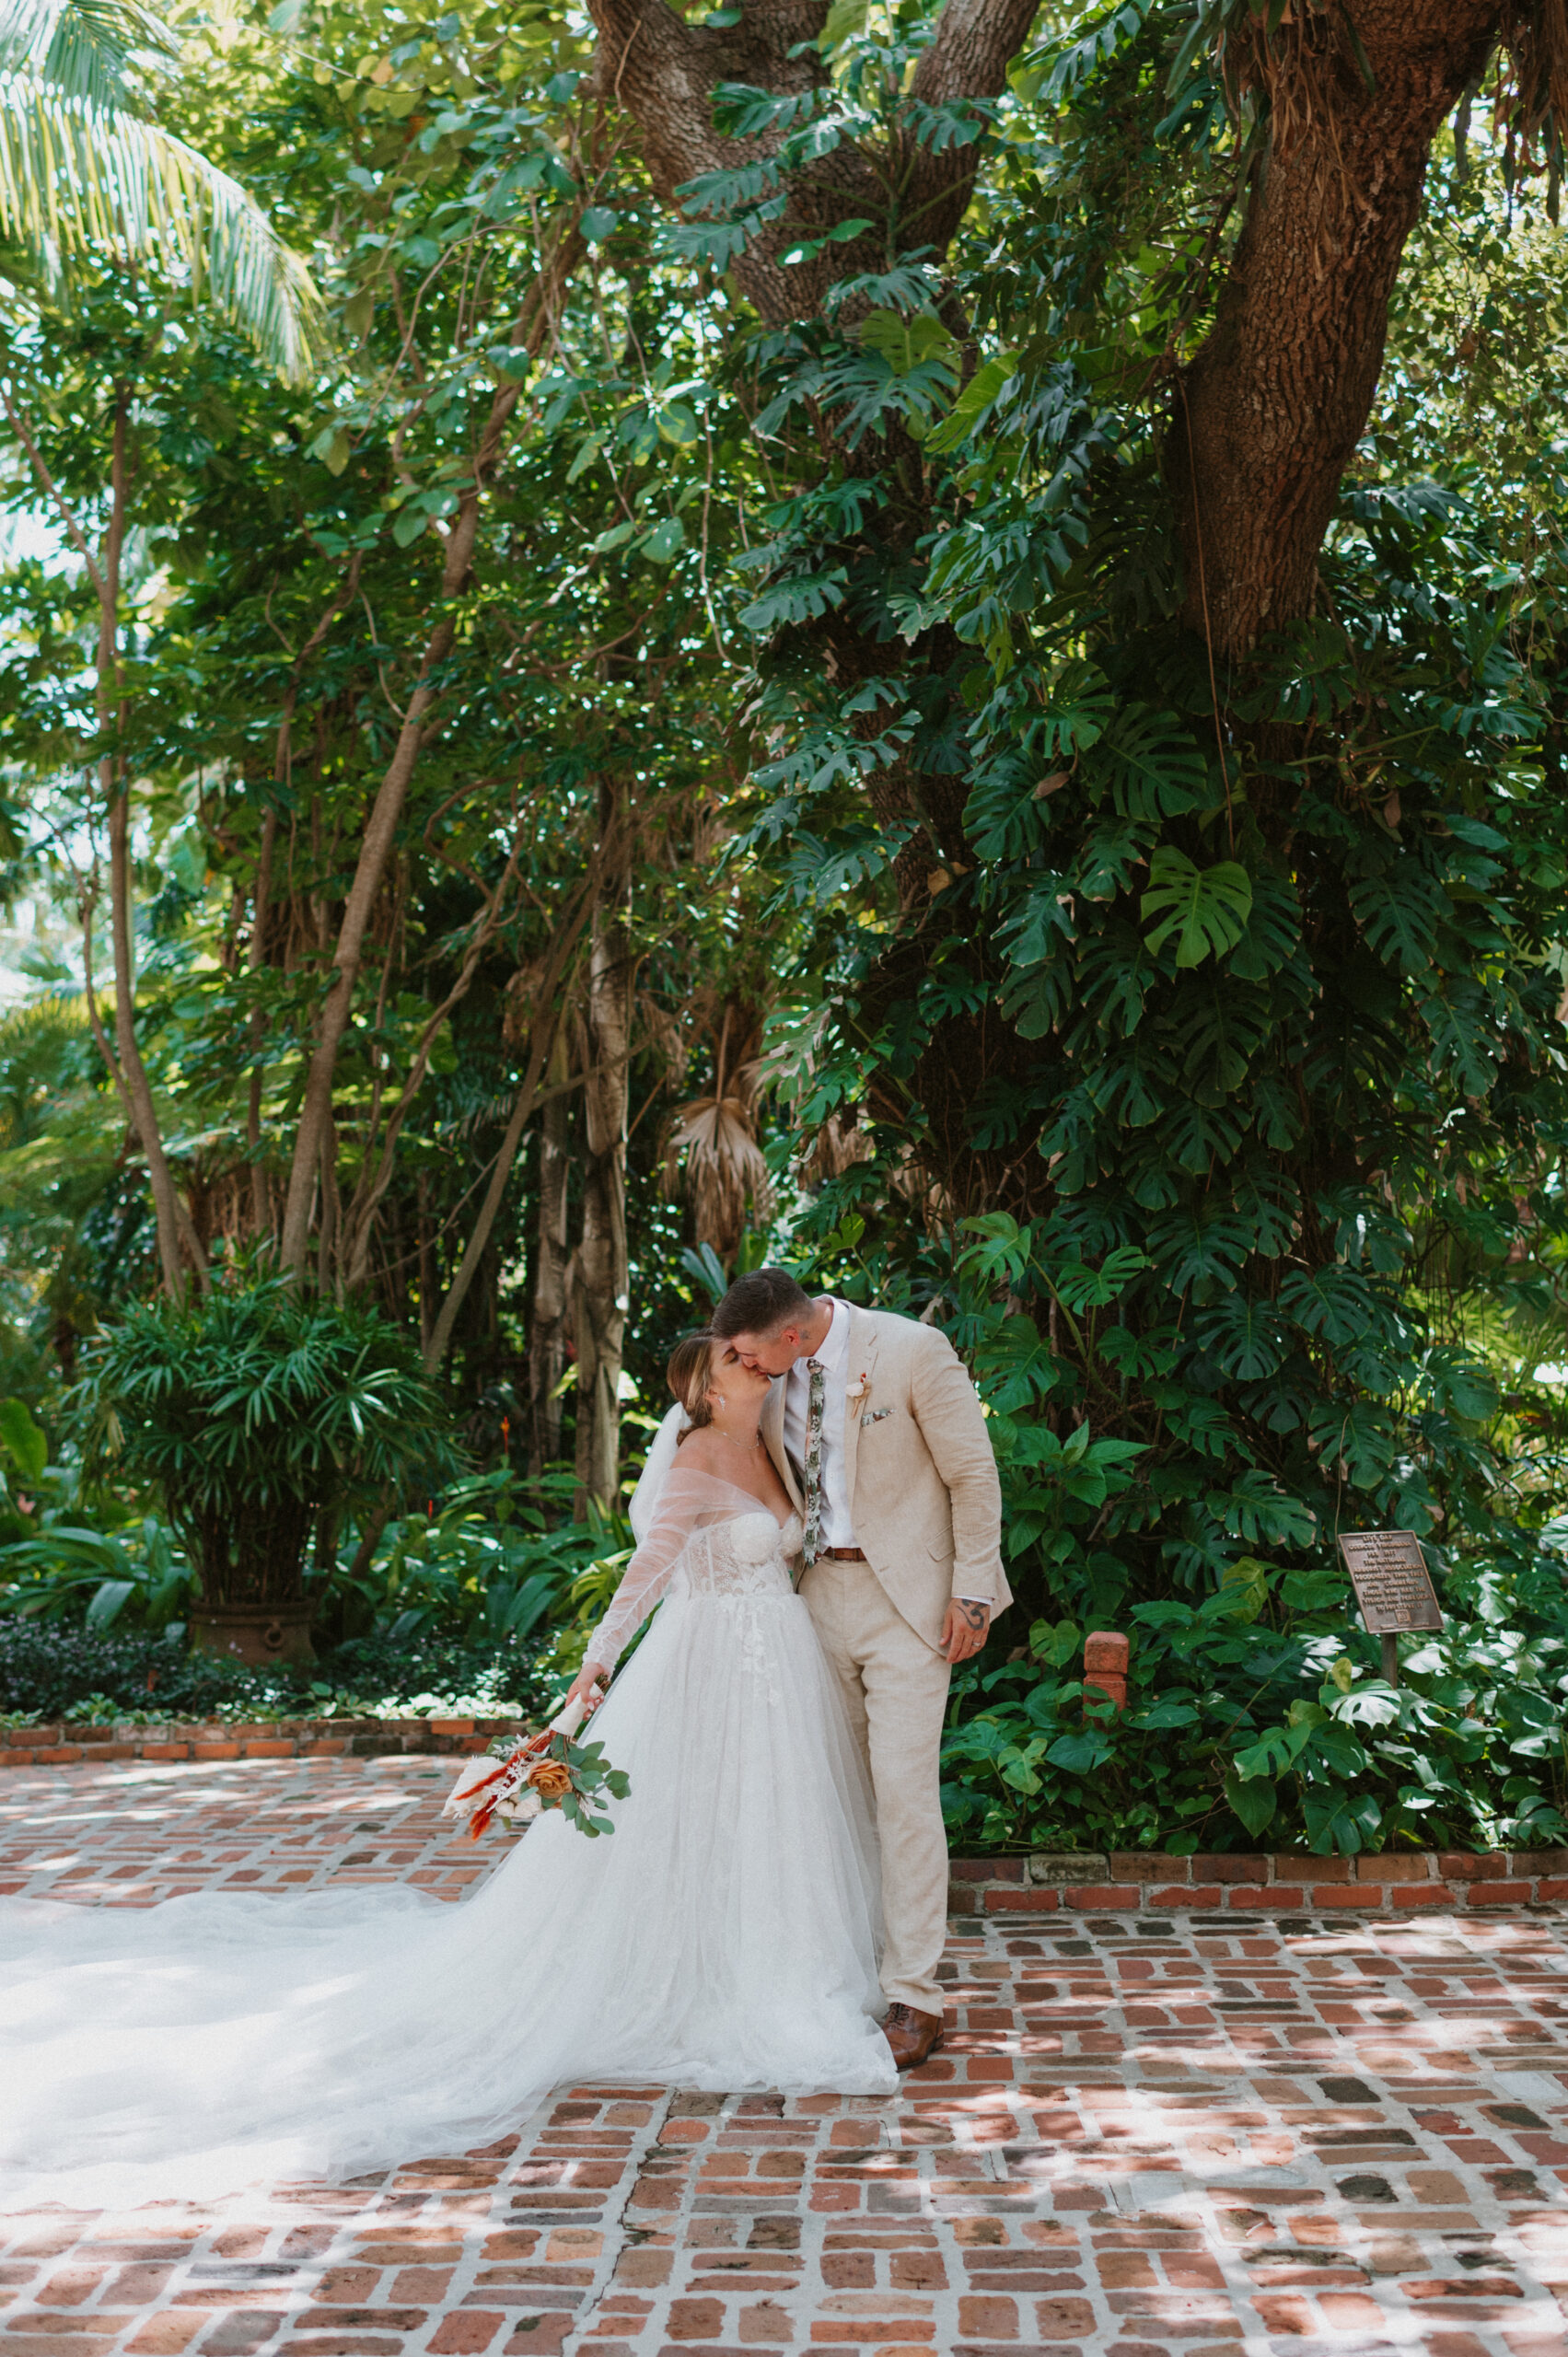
[883, 2003, 944, 2071]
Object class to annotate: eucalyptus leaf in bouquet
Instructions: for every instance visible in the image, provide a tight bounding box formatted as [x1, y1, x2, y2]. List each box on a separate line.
[443, 1695, 629, 1839]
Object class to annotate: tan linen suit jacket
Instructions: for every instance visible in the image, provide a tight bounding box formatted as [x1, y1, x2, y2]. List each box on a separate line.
[761, 1303, 1012, 1653]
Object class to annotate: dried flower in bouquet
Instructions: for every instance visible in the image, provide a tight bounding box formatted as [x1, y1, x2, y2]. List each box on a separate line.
[442, 1695, 629, 1840]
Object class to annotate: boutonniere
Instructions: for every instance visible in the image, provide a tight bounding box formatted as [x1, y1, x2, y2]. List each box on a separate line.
[846, 1369, 871, 1400]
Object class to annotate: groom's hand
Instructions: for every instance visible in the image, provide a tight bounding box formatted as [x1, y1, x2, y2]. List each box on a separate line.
[942, 1597, 991, 1665]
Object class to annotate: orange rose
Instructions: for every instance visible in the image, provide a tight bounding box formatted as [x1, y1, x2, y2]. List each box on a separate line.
[528, 1759, 574, 1800]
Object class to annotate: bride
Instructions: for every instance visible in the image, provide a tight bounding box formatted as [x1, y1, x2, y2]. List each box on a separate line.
[0, 1330, 897, 2210]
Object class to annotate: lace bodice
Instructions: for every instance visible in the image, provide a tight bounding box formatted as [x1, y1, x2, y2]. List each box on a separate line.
[583, 1481, 802, 1678]
[670, 1512, 803, 1601]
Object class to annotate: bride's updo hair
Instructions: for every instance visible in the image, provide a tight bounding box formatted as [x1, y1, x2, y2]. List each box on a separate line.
[668, 1329, 716, 1441]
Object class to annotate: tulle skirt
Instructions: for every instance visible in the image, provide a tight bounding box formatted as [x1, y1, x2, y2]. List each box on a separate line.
[0, 1589, 897, 2209]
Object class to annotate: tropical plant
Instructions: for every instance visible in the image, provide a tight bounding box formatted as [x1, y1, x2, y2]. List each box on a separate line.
[0, 1512, 192, 1627]
[341, 1469, 615, 1648]
[70, 1277, 464, 1657]
[0, 0, 322, 375]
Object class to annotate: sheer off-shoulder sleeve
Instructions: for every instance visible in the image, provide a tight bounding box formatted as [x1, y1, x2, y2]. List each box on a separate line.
[582, 1466, 759, 1678]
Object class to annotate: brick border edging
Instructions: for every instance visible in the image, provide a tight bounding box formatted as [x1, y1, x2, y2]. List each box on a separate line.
[0, 1714, 524, 1768]
[5, 1739, 1562, 1908]
[950, 1849, 1568, 1914]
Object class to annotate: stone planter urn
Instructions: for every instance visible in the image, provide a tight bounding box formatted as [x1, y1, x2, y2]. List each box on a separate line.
[189, 1603, 317, 1666]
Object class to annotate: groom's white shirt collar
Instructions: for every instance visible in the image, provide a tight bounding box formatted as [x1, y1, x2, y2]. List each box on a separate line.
[812, 1296, 851, 1372]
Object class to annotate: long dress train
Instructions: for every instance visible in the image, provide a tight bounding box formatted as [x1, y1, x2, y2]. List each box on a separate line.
[0, 1474, 897, 2209]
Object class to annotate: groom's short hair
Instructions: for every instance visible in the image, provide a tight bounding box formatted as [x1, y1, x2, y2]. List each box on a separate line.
[712, 1267, 814, 1339]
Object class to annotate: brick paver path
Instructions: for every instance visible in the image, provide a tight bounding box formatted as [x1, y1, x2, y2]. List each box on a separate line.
[4, 1759, 1568, 2357]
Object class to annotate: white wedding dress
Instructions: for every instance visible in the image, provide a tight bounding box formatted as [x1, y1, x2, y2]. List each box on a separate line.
[0, 1454, 896, 2209]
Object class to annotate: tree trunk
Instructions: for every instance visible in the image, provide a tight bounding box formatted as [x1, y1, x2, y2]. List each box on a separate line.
[529, 1039, 574, 1475]
[277, 624, 454, 1281]
[96, 389, 203, 1300]
[246, 804, 276, 1241]
[1170, 1, 1500, 659]
[248, 563, 361, 1248]
[572, 805, 633, 1517]
[585, 0, 1038, 325]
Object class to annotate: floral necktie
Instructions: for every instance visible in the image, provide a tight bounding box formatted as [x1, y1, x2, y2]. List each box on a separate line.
[801, 1356, 826, 1569]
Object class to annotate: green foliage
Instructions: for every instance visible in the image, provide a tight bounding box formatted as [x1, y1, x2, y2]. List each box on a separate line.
[0, 0, 323, 373]
[1140, 847, 1253, 968]
[717, 1, 1568, 1856]
[0, 1515, 192, 1630]
[70, 1279, 463, 1598]
[2, 0, 1568, 1862]
[940, 1537, 1568, 1858]
[0, 1398, 46, 1488]
[332, 1469, 626, 1650]
[0, 1616, 551, 1723]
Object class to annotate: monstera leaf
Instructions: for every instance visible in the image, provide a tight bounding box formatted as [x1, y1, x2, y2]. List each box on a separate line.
[1141, 846, 1253, 967]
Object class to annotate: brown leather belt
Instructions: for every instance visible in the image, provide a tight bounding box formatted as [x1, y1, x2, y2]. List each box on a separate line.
[819, 1546, 867, 1561]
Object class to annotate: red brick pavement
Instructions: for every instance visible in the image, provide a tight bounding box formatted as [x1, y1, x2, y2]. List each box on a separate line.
[4, 1757, 1568, 2357]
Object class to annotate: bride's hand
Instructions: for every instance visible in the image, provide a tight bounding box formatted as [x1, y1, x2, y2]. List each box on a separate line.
[564, 1666, 607, 1717]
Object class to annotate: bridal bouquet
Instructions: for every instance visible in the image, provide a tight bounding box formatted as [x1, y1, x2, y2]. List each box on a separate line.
[442, 1695, 629, 1840]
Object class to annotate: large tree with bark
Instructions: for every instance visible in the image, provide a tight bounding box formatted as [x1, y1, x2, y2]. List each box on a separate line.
[563, 0, 1568, 1641]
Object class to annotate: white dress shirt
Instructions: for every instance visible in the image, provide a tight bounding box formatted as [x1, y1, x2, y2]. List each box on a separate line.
[782, 1298, 987, 1606]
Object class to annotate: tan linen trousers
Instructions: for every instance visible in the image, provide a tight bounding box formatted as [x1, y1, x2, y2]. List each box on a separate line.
[800, 1554, 952, 2014]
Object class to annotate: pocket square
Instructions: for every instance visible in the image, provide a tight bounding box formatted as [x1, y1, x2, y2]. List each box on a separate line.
[860, 1407, 893, 1427]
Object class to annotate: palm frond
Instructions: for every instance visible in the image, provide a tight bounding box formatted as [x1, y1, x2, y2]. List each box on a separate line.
[0, 67, 325, 378]
[1, 0, 174, 108]
[666, 1088, 775, 1260]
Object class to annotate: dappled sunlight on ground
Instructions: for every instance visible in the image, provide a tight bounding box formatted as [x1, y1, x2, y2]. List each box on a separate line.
[2, 1758, 1567, 2354]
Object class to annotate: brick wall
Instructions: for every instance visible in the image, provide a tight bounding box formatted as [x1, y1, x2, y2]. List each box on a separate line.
[950, 1849, 1568, 1913]
[0, 1715, 522, 1767]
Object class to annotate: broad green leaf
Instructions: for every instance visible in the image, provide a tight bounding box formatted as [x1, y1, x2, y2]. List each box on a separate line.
[0, 1398, 47, 1485]
[925, 348, 1017, 453]
[820, 0, 869, 46]
[1141, 846, 1253, 968]
[1216, 1555, 1272, 1621]
[640, 517, 687, 562]
[1224, 1769, 1277, 1837]
[1046, 1727, 1114, 1773]
[1303, 1788, 1381, 1856]
[857, 308, 957, 376]
[1097, 705, 1208, 819]
[86, 1577, 135, 1627]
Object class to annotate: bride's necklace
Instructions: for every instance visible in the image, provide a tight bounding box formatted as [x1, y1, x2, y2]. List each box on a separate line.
[712, 1427, 765, 1457]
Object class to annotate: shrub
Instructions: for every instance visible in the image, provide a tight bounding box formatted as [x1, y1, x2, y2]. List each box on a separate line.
[0, 1620, 553, 1724]
[71, 1279, 464, 1635]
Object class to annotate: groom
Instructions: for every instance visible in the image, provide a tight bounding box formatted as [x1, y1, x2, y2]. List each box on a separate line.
[712, 1269, 1009, 2069]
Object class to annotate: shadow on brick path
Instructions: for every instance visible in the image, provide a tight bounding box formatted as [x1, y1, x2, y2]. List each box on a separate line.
[3, 1757, 1567, 2356]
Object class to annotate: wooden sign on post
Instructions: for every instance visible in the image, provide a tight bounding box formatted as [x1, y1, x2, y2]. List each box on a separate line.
[1336, 1528, 1444, 1686]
